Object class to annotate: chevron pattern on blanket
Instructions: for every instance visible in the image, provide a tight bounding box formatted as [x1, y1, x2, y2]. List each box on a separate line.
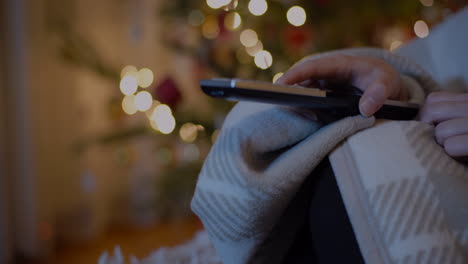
[366, 121, 468, 264]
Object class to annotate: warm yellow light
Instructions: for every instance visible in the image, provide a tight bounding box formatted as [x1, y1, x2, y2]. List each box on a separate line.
[240, 29, 258, 47]
[225, 12, 242, 31]
[122, 95, 137, 115]
[246, 40, 263, 56]
[134, 91, 153, 111]
[224, 0, 238, 11]
[390, 40, 403, 52]
[179, 123, 198, 143]
[419, 0, 433, 7]
[119, 75, 138, 95]
[248, 0, 268, 16]
[254, 50, 273, 69]
[158, 115, 176, 134]
[272, 72, 284, 83]
[150, 104, 176, 134]
[137, 68, 154, 88]
[206, 0, 231, 9]
[414, 20, 429, 38]
[150, 104, 172, 120]
[188, 10, 205, 26]
[120, 65, 138, 78]
[202, 16, 220, 39]
[287, 6, 306, 27]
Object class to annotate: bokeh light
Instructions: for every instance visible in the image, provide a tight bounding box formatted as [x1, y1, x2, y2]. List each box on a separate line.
[245, 40, 263, 56]
[224, 12, 242, 31]
[202, 15, 220, 39]
[120, 65, 138, 78]
[248, 0, 268, 16]
[179, 123, 199, 143]
[240, 29, 258, 47]
[272, 72, 284, 83]
[119, 75, 138, 95]
[254, 50, 273, 69]
[206, 0, 231, 9]
[134, 91, 153, 111]
[414, 20, 429, 38]
[287, 6, 307, 27]
[150, 104, 176, 134]
[122, 95, 138, 115]
[137, 68, 154, 88]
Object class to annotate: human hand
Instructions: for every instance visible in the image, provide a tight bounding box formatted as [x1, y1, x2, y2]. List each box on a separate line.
[420, 91, 468, 158]
[275, 53, 408, 117]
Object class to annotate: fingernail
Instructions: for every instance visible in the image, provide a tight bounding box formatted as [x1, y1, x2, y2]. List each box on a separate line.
[359, 96, 374, 117]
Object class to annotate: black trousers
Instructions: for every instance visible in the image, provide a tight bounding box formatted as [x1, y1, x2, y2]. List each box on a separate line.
[283, 158, 365, 263]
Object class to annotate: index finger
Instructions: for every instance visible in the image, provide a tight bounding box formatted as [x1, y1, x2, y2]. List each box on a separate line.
[275, 54, 354, 85]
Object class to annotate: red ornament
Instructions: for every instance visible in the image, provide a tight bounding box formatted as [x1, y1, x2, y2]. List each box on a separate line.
[284, 25, 313, 52]
[153, 77, 182, 109]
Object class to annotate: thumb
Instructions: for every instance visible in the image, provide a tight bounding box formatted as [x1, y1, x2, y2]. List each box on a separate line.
[359, 83, 388, 117]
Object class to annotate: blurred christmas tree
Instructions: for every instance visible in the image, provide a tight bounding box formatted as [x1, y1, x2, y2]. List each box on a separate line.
[160, 0, 466, 82]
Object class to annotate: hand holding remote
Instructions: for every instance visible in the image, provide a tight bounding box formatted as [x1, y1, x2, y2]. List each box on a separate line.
[275, 53, 408, 117]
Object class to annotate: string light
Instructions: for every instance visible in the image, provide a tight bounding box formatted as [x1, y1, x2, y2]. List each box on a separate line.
[137, 68, 154, 88]
[122, 95, 138, 115]
[248, 0, 268, 16]
[254, 50, 273, 69]
[240, 29, 258, 47]
[224, 0, 238, 11]
[420, 0, 433, 7]
[206, 0, 231, 9]
[188, 10, 205, 26]
[119, 75, 138, 95]
[246, 40, 263, 56]
[224, 12, 242, 31]
[202, 15, 220, 39]
[179, 123, 199, 143]
[150, 104, 176, 134]
[287, 6, 306, 27]
[120, 65, 138, 78]
[134, 91, 153, 111]
[272, 72, 284, 83]
[414, 20, 429, 38]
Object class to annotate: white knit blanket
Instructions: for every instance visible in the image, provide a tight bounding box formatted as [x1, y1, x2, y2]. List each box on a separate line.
[190, 47, 468, 264]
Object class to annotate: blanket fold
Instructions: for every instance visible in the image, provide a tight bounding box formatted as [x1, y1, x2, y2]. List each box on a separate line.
[191, 47, 444, 263]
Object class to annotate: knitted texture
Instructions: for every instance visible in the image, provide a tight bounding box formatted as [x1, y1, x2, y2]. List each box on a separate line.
[191, 48, 439, 264]
[192, 103, 374, 264]
[330, 121, 468, 264]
